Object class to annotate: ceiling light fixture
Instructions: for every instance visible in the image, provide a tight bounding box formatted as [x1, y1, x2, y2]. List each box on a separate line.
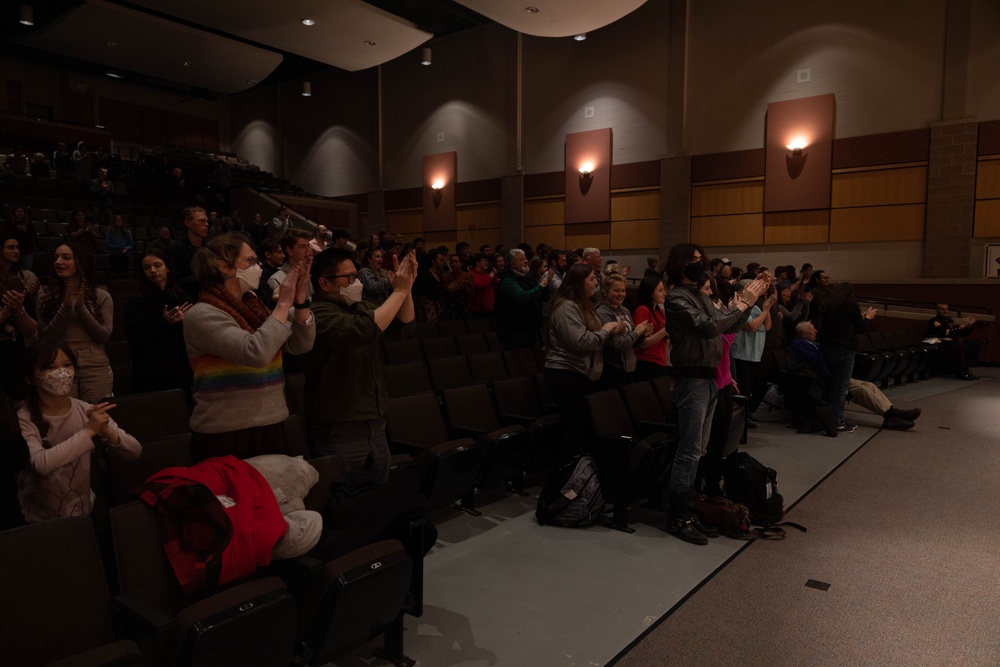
[421, 47, 432, 66]
[301, 19, 315, 26]
[364, 40, 377, 46]
[105, 72, 122, 79]
[19, 5, 34, 26]
[574, 34, 587, 41]
[525, 6, 540, 13]
[302, 81, 312, 97]
[182, 61, 192, 67]
[246, 79, 258, 85]
[106, 41, 117, 47]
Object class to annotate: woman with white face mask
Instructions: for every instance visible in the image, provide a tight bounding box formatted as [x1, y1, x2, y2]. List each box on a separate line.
[17, 339, 141, 523]
[184, 232, 315, 462]
[124, 249, 193, 394]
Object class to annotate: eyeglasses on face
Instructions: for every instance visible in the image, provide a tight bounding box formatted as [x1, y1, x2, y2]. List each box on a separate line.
[324, 272, 358, 283]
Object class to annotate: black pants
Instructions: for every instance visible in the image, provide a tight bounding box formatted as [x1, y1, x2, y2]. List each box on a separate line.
[634, 360, 666, 382]
[699, 384, 733, 494]
[543, 367, 595, 465]
[734, 358, 766, 415]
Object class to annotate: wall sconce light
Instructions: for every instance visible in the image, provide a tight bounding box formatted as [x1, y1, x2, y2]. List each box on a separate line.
[20, 5, 34, 26]
[421, 47, 432, 66]
[786, 137, 808, 155]
[578, 161, 595, 176]
[431, 178, 444, 208]
[578, 162, 594, 195]
[431, 178, 444, 190]
[301, 81, 312, 97]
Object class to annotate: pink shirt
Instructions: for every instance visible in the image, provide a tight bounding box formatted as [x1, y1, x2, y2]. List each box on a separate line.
[715, 332, 737, 390]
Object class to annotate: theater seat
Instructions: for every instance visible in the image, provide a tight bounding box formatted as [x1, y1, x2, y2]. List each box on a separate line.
[0, 517, 144, 667]
[110, 502, 298, 667]
[110, 389, 191, 442]
[492, 376, 563, 475]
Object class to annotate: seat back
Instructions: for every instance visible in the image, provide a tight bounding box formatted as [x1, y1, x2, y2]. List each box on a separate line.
[383, 339, 423, 365]
[303, 455, 348, 514]
[1, 517, 118, 667]
[464, 317, 494, 334]
[386, 392, 451, 450]
[455, 332, 490, 356]
[421, 336, 459, 360]
[427, 355, 474, 392]
[301, 540, 413, 665]
[111, 389, 192, 442]
[503, 348, 538, 377]
[492, 376, 543, 421]
[650, 375, 674, 415]
[584, 389, 637, 438]
[106, 433, 193, 505]
[441, 385, 502, 433]
[436, 319, 468, 337]
[620, 381, 669, 427]
[383, 361, 433, 398]
[468, 351, 509, 384]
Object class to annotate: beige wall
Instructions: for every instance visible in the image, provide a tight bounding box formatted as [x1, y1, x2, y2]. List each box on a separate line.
[228, 85, 280, 176]
[686, 0, 947, 154]
[381, 23, 514, 190]
[521, 0, 670, 174]
[967, 0, 1000, 121]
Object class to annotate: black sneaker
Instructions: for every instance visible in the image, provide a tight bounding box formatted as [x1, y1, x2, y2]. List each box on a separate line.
[664, 517, 709, 545]
[836, 421, 857, 434]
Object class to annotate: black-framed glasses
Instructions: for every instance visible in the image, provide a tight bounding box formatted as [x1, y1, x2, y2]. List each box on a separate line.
[325, 272, 358, 283]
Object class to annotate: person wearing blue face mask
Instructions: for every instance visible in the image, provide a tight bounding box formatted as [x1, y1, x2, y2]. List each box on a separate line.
[183, 232, 314, 462]
[303, 247, 417, 481]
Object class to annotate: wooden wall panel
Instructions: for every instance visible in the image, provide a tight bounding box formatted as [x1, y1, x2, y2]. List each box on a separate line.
[974, 200, 1000, 238]
[764, 210, 830, 245]
[611, 191, 659, 221]
[458, 228, 502, 251]
[691, 214, 763, 247]
[457, 204, 500, 231]
[385, 210, 423, 236]
[691, 182, 763, 217]
[611, 219, 659, 250]
[423, 232, 458, 247]
[525, 200, 564, 227]
[976, 160, 1000, 199]
[566, 222, 610, 252]
[830, 205, 925, 242]
[524, 225, 566, 250]
[831, 166, 927, 208]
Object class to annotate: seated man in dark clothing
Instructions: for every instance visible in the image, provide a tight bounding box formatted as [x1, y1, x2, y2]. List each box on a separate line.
[927, 303, 980, 380]
[789, 321, 921, 430]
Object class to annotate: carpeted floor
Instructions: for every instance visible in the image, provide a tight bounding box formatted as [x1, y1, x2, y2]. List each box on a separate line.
[611, 369, 1000, 667]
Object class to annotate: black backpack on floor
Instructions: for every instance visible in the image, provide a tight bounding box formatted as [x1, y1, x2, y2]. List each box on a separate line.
[723, 451, 784, 526]
[536, 456, 605, 528]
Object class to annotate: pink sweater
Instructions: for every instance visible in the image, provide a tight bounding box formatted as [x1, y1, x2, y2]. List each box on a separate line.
[17, 399, 141, 523]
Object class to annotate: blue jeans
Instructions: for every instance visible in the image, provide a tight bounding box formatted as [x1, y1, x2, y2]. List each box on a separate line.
[669, 377, 718, 494]
[822, 344, 856, 422]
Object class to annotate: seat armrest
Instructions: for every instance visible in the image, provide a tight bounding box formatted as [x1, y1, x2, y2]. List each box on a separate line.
[115, 591, 174, 639]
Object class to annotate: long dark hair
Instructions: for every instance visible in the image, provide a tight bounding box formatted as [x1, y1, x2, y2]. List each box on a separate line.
[137, 248, 182, 300]
[636, 275, 665, 313]
[1, 233, 25, 293]
[664, 243, 706, 287]
[548, 263, 600, 334]
[23, 339, 77, 439]
[36, 242, 103, 324]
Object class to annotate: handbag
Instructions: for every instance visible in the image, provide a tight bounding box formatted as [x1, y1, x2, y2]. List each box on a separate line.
[693, 494, 750, 539]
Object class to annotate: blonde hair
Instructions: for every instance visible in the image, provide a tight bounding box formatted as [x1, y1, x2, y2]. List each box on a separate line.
[191, 232, 246, 285]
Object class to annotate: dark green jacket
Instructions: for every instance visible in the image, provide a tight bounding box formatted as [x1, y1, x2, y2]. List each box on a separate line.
[304, 296, 410, 423]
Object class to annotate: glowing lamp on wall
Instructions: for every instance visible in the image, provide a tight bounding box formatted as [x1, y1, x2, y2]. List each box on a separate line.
[578, 161, 595, 195]
[786, 137, 808, 155]
[431, 178, 444, 191]
[578, 161, 595, 176]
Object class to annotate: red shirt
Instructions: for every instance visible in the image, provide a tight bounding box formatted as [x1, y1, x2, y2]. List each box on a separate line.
[468, 270, 498, 313]
[633, 305, 667, 366]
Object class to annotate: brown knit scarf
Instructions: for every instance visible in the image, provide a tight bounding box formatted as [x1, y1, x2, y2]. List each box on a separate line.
[197, 282, 271, 333]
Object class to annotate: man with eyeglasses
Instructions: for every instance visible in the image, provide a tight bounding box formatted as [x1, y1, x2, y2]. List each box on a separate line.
[303, 247, 418, 481]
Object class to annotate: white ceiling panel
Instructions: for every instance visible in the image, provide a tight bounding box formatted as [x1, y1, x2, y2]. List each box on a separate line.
[13, 0, 283, 94]
[128, 0, 433, 72]
[456, 0, 647, 38]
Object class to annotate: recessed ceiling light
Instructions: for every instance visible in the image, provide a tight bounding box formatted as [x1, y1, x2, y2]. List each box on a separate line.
[246, 79, 258, 85]
[182, 61, 192, 67]
[301, 19, 315, 26]
[364, 40, 377, 46]
[94, 124, 105, 129]
[105, 72, 122, 79]
[19, 5, 34, 26]
[573, 34, 586, 41]
[106, 41, 117, 48]
[525, 6, 539, 13]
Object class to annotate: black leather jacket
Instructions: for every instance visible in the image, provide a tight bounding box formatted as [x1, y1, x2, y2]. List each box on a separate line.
[664, 285, 750, 370]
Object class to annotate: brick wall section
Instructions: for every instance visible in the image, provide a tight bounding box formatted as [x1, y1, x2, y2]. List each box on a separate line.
[923, 120, 978, 278]
[659, 156, 691, 258]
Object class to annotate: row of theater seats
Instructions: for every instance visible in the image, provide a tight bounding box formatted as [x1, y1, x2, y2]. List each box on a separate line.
[9, 388, 425, 667]
[4, 461, 422, 667]
[853, 329, 944, 385]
